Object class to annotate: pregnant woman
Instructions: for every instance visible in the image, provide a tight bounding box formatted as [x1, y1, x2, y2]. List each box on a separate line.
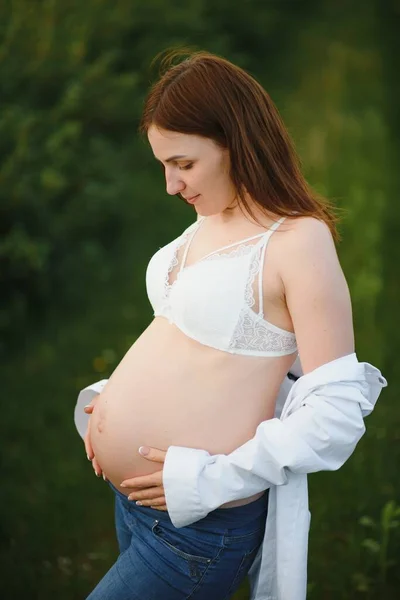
[74, 50, 387, 600]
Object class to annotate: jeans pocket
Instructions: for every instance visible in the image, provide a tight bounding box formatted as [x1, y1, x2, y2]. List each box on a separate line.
[151, 520, 217, 562]
[150, 519, 222, 582]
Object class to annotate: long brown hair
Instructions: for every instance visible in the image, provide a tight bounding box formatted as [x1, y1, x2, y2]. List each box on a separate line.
[139, 49, 342, 241]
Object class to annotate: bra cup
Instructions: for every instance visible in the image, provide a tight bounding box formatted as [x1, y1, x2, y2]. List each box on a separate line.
[145, 221, 297, 357]
[146, 241, 177, 314]
[170, 258, 249, 347]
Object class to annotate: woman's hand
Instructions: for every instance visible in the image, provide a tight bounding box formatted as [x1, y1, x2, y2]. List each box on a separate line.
[84, 400, 106, 480]
[120, 447, 167, 511]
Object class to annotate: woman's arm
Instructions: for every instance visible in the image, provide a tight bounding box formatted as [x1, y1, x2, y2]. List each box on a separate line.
[162, 218, 387, 527]
[282, 217, 355, 374]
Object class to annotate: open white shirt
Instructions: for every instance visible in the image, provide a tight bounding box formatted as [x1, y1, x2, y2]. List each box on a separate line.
[74, 352, 387, 600]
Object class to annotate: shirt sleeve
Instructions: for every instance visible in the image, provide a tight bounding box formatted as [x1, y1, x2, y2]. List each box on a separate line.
[74, 379, 109, 439]
[163, 360, 387, 528]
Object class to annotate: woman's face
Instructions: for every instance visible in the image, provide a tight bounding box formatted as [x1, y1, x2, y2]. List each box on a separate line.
[147, 125, 239, 217]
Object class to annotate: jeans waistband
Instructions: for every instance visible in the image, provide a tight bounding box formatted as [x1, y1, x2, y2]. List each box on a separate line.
[108, 481, 268, 528]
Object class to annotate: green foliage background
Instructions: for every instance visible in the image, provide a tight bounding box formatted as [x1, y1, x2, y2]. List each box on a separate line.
[1, 0, 399, 598]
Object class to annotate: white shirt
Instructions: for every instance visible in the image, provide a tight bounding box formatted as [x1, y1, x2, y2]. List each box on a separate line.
[74, 352, 387, 600]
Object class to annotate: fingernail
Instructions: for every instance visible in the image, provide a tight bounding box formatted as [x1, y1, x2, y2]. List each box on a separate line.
[84, 405, 91, 409]
[95, 471, 100, 477]
[136, 501, 143, 506]
[87, 454, 91, 461]
[120, 483, 126, 488]
[103, 474, 107, 481]
[139, 446, 149, 456]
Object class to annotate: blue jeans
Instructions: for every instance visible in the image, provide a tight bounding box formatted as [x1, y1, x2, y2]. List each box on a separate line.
[86, 482, 269, 600]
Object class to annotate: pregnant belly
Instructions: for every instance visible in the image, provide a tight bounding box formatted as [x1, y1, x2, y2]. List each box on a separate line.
[89, 317, 294, 499]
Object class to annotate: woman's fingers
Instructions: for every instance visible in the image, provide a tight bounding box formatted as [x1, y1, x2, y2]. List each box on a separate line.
[121, 470, 163, 489]
[84, 432, 106, 479]
[84, 393, 100, 414]
[84, 427, 94, 461]
[83, 408, 106, 479]
[147, 496, 166, 506]
[92, 456, 103, 477]
[83, 399, 97, 458]
[130, 493, 167, 509]
[127, 486, 165, 501]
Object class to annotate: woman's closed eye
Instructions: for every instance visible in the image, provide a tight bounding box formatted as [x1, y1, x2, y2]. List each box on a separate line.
[179, 163, 193, 171]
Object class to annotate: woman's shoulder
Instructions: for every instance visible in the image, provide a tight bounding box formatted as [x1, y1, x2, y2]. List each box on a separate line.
[276, 215, 344, 297]
[236, 208, 332, 238]
[278, 215, 335, 253]
[269, 215, 341, 296]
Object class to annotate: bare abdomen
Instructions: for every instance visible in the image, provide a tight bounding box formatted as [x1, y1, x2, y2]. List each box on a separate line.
[89, 317, 294, 503]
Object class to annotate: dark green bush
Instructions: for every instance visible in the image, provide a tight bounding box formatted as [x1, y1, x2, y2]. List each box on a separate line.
[0, 0, 311, 354]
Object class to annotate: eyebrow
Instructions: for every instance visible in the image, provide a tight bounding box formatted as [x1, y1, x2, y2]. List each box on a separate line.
[156, 154, 189, 163]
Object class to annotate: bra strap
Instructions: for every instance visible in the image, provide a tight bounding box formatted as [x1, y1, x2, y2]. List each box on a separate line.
[179, 218, 206, 273]
[258, 217, 286, 317]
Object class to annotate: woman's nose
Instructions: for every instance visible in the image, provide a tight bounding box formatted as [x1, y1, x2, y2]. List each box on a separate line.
[165, 172, 185, 196]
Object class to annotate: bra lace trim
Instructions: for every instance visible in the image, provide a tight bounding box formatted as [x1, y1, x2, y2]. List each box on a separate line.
[164, 222, 261, 297]
[229, 245, 297, 353]
[163, 223, 197, 298]
[229, 309, 297, 354]
[244, 244, 262, 312]
[201, 244, 255, 262]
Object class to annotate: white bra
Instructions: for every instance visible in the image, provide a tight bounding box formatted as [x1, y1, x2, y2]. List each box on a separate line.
[145, 216, 297, 357]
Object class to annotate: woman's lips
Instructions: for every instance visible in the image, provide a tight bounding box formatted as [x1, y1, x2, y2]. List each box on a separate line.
[186, 195, 200, 204]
